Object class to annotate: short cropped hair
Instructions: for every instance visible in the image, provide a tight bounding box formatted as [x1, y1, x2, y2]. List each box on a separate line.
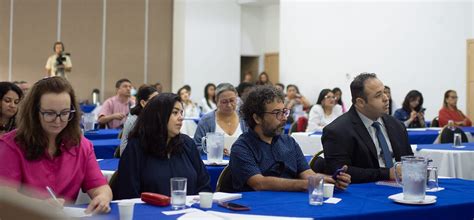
[350, 73, 377, 104]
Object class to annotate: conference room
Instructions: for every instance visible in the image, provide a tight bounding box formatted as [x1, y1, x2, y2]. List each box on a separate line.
[1, 0, 474, 219]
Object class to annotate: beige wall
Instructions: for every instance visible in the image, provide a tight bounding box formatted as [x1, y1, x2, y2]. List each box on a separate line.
[0, 0, 172, 102]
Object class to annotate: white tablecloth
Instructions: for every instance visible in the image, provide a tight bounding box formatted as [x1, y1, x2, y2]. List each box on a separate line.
[291, 132, 322, 155]
[411, 145, 474, 180]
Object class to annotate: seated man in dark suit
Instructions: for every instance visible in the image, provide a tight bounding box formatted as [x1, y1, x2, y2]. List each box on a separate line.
[229, 86, 351, 192]
[322, 73, 413, 183]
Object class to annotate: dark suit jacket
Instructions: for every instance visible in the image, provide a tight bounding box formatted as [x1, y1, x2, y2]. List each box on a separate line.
[322, 106, 413, 183]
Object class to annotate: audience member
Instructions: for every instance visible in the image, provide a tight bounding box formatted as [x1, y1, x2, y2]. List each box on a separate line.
[394, 90, 426, 128]
[322, 73, 413, 183]
[438, 90, 472, 127]
[285, 84, 311, 122]
[255, 72, 272, 86]
[306, 89, 343, 132]
[0, 77, 111, 213]
[194, 83, 248, 154]
[98, 78, 134, 129]
[200, 83, 217, 114]
[0, 82, 23, 136]
[236, 82, 255, 111]
[384, 86, 397, 115]
[153, 82, 163, 94]
[332, 87, 346, 113]
[45, 42, 72, 77]
[242, 71, 253, 83]
[275, 83, 285, 94]
[178, 85, 200, 135]
[13, 81, 30, 94]
[229, 86, 350, 192]
[113, 93, 211, 199]
[119, 85, 158, 156]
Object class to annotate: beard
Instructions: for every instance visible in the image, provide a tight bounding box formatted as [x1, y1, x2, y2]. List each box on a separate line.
[262, 120, 285, 138]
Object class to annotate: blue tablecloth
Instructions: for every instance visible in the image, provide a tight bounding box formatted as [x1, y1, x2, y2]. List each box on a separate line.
[99, 156, 313, 191]
[82, 178, 474, 220]
[85, 129, 121, 140]
[92, 139, 120, 159]
[416, 142, 474, 151]
[80, 104, 97, 113]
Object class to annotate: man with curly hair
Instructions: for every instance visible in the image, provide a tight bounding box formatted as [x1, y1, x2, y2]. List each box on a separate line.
[228, 86, 351, 192]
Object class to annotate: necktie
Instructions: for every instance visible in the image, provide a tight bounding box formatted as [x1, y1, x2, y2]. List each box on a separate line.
[372, 122, 393, 168]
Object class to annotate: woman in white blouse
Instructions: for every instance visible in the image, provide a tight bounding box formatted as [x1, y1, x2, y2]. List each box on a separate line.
[178, 85, 200, 136]
[200, 83, 217, 114]
[306, 89, 343, 132]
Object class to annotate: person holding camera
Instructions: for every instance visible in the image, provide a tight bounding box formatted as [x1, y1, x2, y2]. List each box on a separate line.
[45, 41, 72, 77]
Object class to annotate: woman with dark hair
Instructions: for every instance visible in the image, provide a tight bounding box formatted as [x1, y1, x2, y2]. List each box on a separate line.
[0, 77, 111, 213]
[255, 72, 272, 86]
[177, 85, 200, 135]
[394, 90, 426, 128]
[384, 86, 397, 115]
[113, 93, 211, 199]
[285, 84, 311, 122]
[200, 83, 217, 114]
[0, 82, 23, 136]
[306, 89, 343, 132]
[119, 85, 158, 156]
[438, 90, 472, 127]
[332, 87, 346, 113]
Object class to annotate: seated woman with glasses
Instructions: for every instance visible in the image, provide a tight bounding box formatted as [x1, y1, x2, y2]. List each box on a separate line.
[194, 83, 248, 155]
[306, 89, 343, 132]
[394, 90, 426, 128]
[0, 82, 23, 136]
[0, 77, 112, 214]
[438, 90, 472, 127]
[113, 93, 211, 199]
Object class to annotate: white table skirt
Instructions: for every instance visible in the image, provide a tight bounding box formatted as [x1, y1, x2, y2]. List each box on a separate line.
[411, 145, 474, 180]
[291, 132, 323, 156]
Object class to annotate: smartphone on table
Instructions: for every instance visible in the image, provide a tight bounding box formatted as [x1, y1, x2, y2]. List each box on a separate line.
[218, 202, 250, 211]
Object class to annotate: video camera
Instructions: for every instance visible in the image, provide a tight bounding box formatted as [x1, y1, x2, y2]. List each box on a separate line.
[56, 52, 71, 66]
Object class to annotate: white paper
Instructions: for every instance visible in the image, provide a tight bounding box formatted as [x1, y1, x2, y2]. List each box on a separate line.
[202, 160, 229, 166]
[111, 198, 145, 204]
[426, 187, 445, 192]
[186, 192, 242, 206]
[208, 211, 313, 220]
[324, 197, 342, 204]
[178, 211, 223, 220]
[63, 207, 92, 218]
[163, 208, 202, 216]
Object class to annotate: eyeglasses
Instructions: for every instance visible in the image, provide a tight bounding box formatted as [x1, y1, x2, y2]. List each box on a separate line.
[324, 95, 336, 100]
[219, 98, 237, 105]
[449, 96, 458, 99]
[263, 108, 290, 120]
[39, 108, 76, 122]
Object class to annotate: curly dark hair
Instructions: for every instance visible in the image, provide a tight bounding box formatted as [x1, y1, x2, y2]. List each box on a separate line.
[128, 93, 184, 158]
[240, 85, 285, 130]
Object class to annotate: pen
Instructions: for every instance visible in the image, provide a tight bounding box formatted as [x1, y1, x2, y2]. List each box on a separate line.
[45, 186, 63, 208]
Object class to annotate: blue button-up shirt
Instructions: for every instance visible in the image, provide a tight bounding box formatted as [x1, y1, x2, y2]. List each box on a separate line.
[229, 129, 310, 192]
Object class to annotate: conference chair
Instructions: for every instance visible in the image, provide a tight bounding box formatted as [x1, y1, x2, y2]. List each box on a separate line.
[431, 117, 439, 127]
[309, 150, 325, 173]
[215, 165, 234, 193]
[439, 127, 468, 144]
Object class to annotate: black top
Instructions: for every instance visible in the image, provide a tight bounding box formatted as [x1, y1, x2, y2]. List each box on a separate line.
[322, 106, 413, 183]
[113, 134, 212, 199]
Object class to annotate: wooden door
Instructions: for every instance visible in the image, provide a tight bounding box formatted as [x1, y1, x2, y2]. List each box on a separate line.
[467, 40, 474, 122]
[264, 53, 279, 84]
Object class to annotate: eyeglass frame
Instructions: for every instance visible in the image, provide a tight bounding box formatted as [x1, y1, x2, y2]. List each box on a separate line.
[263, 108, 290, 120]
[39, 106, 76, 122]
